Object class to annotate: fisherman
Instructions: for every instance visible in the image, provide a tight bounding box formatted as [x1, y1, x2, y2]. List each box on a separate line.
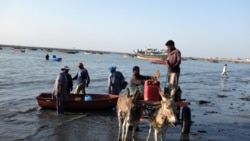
[52, 66, 69, 114]
[165, 40, 181, 99]
[108, 66, 126, 95]
[221, 64, 228, 77]
[130, 66, 153, 99]
[64, 66, 73, 94]
[72, 62, 90, 95]
[45, 54, 49, 60]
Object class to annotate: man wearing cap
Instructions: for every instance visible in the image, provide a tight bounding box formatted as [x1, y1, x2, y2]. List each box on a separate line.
[165, 40, 181, 98]
[72, 62, 90, 95]
[52, 66, 69, 114]
[64, 66, 73, 94]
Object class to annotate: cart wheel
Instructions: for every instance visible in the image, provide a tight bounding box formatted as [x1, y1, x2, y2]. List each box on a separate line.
[181, 107, 191, 134]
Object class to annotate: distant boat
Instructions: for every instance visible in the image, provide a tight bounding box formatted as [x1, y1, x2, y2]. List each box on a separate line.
[84, 51, 93, 55]
[149, 59, 166, 64]
[49, 55, 62, 61]
[59, 50, 79, 54]
[44, 49, 53, 52]
[134, 48, 167, 60]
[12, 48, 25, 53]
[205, 59, 219, 63]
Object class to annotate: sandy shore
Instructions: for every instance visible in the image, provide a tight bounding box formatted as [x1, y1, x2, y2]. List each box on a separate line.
[30, 94, 250, 141]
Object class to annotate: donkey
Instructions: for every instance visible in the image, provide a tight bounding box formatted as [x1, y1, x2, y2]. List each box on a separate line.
[146, 88, 177, 141]
[117, 87, 141, 141]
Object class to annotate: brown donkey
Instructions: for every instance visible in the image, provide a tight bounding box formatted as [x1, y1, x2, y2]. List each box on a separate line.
[146, 88, 177, 141]
[117, 87, 141, 141]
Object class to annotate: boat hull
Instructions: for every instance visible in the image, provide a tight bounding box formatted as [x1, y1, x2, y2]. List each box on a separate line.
[149, 59, 166, 64]
[49, 58, 62, 61]
[136, 53, 167, 60]
[36, 93, 119, 111]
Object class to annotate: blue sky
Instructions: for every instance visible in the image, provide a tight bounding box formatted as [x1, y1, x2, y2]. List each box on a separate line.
[0, 0, 249, 58]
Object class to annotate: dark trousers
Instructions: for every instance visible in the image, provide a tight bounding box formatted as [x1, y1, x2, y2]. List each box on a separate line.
[56, 95, 64, 114]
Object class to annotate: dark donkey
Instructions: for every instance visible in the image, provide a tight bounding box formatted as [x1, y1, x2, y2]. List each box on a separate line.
[117, 87, 141, 141]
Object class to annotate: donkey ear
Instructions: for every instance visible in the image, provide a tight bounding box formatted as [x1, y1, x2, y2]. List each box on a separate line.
[159, 87, 167, 101]
[133, 87, 140, 99]
[125, 87, 130, 97]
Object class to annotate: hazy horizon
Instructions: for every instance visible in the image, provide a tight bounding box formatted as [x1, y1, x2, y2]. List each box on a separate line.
[1, 0, 249, 58]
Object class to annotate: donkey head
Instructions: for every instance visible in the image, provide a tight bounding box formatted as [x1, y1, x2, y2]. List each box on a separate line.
[159, 88, 177, 124]
[124, 87, 140, 124]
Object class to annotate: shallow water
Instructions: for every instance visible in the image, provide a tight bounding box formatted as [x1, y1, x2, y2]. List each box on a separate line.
[0, 47, 250, 141]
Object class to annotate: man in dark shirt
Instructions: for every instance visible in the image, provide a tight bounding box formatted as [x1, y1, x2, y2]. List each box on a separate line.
[63, 66, 73, 94]
[52, 66, 69, 114]
[72, 62, 90, 95]
[165, 40, 181, 98]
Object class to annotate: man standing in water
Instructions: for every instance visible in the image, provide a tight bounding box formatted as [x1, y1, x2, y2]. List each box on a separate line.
[108, 66, 126, 95]
[221, 64, 228, 77]
[165, 40, 181, 98]
[52, 66, 69, 114]
[63, 66, 73, 94]
[45, 54, 49, 60]
[72, 62, 90, 95]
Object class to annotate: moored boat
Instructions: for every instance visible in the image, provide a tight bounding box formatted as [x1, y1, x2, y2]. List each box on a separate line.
[149, 59, 166, 64]
[36, 93, 119, 110]
[205, 59, 219, 63]
[134, 48, 167, 60]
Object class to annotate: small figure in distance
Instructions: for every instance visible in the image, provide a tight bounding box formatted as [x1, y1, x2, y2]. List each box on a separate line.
[221, 64, 228, 78]
[52, 66, 69, 115]
[108, 66, 126, 95]
[72, 62, 90, 95]
[45, 54, 49, 60]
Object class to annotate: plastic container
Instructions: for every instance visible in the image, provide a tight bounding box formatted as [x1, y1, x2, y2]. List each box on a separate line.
[84, 95, 92, 101]
[144, 80, 161, 101]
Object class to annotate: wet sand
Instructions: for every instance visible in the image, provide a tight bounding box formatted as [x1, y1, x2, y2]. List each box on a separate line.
[27, 94, 250, 141]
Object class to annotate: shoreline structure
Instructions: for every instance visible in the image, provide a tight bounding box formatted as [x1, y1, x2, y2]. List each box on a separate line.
[1, 44, 249, 64]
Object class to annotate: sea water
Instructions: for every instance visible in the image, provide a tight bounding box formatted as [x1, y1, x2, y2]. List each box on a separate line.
[0, 47, 249, 141]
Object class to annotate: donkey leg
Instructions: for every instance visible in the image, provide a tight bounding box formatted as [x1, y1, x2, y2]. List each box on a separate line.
[118, 117, 122, 141]
[161, 132, 165, 141]
[131, 125, 137, 141]
[124, 123, 130, 141]
[146, 126, 152, 141]
[161, 127, 167, 141]
[154, 129, 159, 141]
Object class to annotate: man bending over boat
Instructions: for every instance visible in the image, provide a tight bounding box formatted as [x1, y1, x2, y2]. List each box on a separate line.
[52, 66, 69, 114]
[72, 62, 90, 95]
[108, 66, 126, 95]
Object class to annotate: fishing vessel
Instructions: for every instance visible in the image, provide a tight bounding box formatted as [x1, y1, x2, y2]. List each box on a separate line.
[134, 48, 167, 60]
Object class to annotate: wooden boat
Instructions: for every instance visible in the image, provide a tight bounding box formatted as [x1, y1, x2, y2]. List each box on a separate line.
[36, 93, 119, 110]
[149, 59, 166, 64]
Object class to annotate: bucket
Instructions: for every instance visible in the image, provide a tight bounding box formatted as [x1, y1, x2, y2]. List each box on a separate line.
[144, 80, 160, 101]
[84, 95, 92, 101]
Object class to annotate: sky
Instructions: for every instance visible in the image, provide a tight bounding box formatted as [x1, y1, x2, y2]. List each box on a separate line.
[0, 0, 249, 58]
